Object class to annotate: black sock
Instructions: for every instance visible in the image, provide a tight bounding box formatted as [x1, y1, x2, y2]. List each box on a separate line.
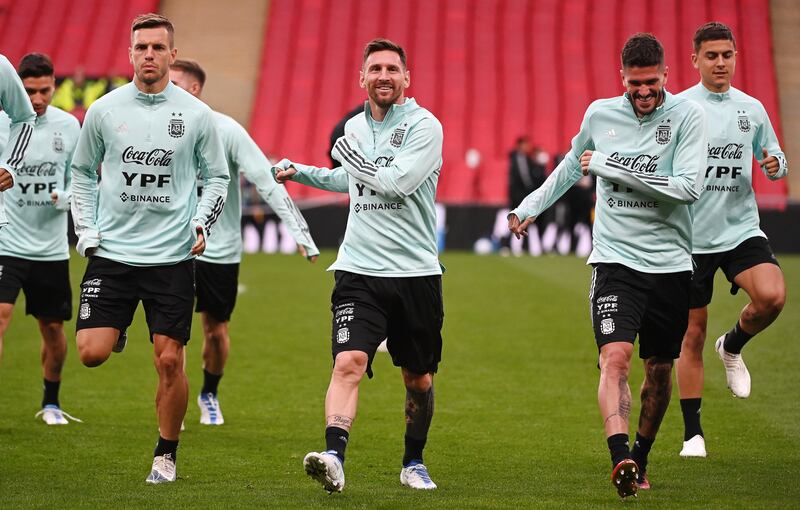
[154, 436, 179, 459]
[607, 433, 630, 467]
[201, 369, 223, 396]
[680, 398, 703, 441]
[325, 426, 349, 463]
[403, 385, 434, 466]
[723, 321, 754, 354]
[42, 379, 60, 408]
[630, 433, 654, 474]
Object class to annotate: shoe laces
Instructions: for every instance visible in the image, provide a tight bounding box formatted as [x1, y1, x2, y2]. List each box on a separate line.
[201, 393, 220, 410]
[154, 454, 176, 477]
[408, 464, 432, 483]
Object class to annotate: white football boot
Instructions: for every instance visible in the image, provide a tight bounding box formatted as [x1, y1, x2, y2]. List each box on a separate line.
[400, 462, 437, 490]
[303, 451, 345, 493]
[679, 434, 707, 457]
[197, 393, 224, 425]
[715, 336, 751, 398]
[145, 453, 177, 484]
[35, 405, 82, 425]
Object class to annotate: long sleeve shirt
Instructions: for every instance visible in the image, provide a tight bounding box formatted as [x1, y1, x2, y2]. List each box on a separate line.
[511, 91, 707, 273]
[677, 82, 787, 253]
[276, 98, 443, 277]
[0, 106, 80, 259]
[199, 111, 318, 264]
[0, 54, 36, 228]
[70, 82, 229, 266]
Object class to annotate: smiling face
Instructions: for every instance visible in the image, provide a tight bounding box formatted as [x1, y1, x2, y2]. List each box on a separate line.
[621, 64, 668, 117]
[129, 26, 176, 92]
[360, 49, 410, 114]
[693, 38, 736, 93]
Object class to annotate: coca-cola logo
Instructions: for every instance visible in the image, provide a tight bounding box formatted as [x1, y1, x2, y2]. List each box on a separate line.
[707, 143, 743, 160]
[608, 152, 660, 173]
[122, 146, 174, 167]
[15, 162, 58, 177]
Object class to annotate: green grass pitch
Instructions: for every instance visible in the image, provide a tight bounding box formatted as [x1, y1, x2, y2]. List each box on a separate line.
[1, 251, 798, 508]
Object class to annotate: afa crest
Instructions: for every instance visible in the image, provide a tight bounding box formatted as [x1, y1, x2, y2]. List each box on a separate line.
[655, 120, 671, 145]
[390, 127, 406, 148]
[52, 132, 64, 153]
[168, 112, 185, 138]
[737, 110, 751, 133]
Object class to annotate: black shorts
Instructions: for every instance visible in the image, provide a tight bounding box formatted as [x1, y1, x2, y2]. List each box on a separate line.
[76, 257, 195, 344]
[589, 263, 691, 360]
[689, 236, 780, 309]
[194, 260, 239, 322]
[0, 256, 71, 320]
[330, 271, 443, 378]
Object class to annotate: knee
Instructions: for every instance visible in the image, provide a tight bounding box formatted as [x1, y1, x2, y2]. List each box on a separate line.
[156, 350, 182, 376]
[333, 351, 368, 383]
[403, 371, 432, 393]
[205, 327, 227, 348]
[682, 322, 706, 353]
[753, 289, 786, 318]
[645, 358, 674, 385]
[600, 348, 630, 377]
[40, 322, 65, 344]
[77, 341, 109, 367]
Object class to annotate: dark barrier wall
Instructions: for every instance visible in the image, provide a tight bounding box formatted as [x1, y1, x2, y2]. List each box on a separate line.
[242, 203, 800, 254]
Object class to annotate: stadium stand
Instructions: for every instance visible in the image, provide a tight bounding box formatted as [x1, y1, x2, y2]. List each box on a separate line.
[250, 0, 787, 207]
[0, 0, 159, 77]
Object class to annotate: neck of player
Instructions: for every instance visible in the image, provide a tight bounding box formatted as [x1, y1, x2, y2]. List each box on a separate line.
[135, 75, 170, 95]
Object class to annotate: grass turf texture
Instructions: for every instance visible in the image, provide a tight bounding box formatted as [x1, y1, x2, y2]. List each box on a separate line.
[0, 251, 797, 509]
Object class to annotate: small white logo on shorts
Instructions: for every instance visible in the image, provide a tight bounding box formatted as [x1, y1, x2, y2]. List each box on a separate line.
[337, 327, 350, 344]
[79, 302, 91, 320]
[0, 265, 4, 279]
[600, 318, 615, 335]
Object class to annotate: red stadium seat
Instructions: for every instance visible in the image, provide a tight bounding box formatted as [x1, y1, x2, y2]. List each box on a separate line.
[250, 0, 785, 207]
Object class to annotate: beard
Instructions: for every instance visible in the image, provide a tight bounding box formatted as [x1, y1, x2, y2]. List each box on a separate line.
[369, 83, 401, 109]
[137, 66, 165, 86]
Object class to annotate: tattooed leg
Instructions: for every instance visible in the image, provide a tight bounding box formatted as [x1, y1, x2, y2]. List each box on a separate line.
[401, 368, 434, 465]
[598, 342, 634, 437]
[638, 357, 674, 438]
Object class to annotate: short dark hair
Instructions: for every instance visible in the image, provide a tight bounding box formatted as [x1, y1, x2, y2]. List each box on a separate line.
[621, 33, 664, 68]
[363, 38, 406, 68]
[131, 13, 175, 47]
[171, 59, 206, 87]
[693, 22, 736, 52]
[18, 53, 54, 79]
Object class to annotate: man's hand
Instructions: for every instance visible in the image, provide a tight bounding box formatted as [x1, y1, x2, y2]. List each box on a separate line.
[191, 227, 206, 256]
[274, 165, 297, 184]
[508, 213, 536, 239]
[298, 244, 318, 263]
[0, 168, 14, 191]
[580, 150, 594, 176]
[758, 148, 780, 177]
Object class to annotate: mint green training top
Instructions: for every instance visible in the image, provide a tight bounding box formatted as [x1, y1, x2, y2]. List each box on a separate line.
[677, 82, 787, 253]
[0, 54, 36, 229]
[70, 82, 229, 266]
[199, 111, 318, 264]
[274, 98, 443, 277]
[0, 106, 80, 260]
[511, 91, 707, 273]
